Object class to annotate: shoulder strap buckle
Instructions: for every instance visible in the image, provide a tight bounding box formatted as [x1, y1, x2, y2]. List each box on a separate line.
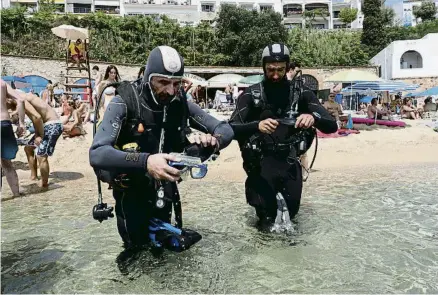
[251, 82, 266, 108]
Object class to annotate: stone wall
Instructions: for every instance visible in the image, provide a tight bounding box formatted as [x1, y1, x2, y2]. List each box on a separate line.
[2, 55, 436, 91]
[393, 77, 438, 92]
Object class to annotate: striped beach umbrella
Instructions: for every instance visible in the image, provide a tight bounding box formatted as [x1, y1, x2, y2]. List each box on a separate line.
[342, 80, 419, 92]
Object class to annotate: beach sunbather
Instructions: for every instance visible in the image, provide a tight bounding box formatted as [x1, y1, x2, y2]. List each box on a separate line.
[367, 98, 389, 120]
[62, 100, 85, 138]
[401, 98, 421, 120]
[323, 92, 343, 127]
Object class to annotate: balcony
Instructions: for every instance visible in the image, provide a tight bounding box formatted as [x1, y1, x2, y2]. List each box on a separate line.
[123, 1, 198, 20]
[124, 0, 191, 4]
[10, 0, 38, 3]
[73, 7, 92, 13]
[305, 3, 329, 12]
[304, 3, 329, 20]
[94, 0, 119, 6]
[283, 4, 303, 18]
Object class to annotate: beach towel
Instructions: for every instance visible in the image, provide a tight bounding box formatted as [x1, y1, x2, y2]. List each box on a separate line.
[317, 128, 360, 138]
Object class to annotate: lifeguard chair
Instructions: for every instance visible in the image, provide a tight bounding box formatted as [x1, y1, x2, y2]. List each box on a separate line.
[51, 25, 92, 104]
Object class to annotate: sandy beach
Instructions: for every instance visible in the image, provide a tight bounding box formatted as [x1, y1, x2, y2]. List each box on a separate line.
[1, 114, 437, 199]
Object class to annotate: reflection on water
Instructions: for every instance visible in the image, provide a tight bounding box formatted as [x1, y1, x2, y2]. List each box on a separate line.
[2, 164, 438, 293]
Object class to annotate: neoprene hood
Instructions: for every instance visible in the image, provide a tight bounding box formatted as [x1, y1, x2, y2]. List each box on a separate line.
[143, 46, 185, 84]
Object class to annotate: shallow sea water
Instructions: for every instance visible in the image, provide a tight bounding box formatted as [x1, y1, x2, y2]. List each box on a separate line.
[2, 164, 438, 293]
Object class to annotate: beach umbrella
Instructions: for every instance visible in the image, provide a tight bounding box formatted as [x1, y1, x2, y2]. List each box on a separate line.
[239, 75, 263, 85]
[51, 25, 89, 40]
[341, 80, 419, 92]
[410, 86, 438, 97]
[2, 76, 32, 90]
[359, 96, 374, 103]
[183, 73, 208, 87]
[326, 70, 381, 110]
[207, 74, 244, 88]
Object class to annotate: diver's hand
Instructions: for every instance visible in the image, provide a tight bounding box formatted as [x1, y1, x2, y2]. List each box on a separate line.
[192, 133, 217, 148]
[258, 118, 278, 134]
[295, 114, 315, 129]
[146, 153, 181, 182]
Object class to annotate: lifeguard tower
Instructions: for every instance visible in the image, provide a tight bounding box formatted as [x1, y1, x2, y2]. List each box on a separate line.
[51, 25, 92, 103]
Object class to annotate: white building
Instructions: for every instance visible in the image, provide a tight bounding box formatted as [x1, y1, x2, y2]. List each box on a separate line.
[388, 0, 438, 27]
[6, 0, 363, 29]
[370, 33, 438, 80]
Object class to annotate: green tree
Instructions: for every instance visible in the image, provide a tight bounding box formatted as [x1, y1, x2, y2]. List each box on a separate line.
[1, 6, 437, 67]
[413, 1, 437, 22]
[361, 0, 386, 57]
[339, 7, 358, 28]
[215, 4, 287, 66]
[37, 0, 58, 14]
[302, 8, 329, 28]
[381, 7, 396, 26]
[287, 29, 369, 66]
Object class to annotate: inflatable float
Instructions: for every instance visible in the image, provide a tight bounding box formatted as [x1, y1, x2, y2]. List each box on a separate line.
[317, 129, 360, 138]
[352, 117, 406, 127]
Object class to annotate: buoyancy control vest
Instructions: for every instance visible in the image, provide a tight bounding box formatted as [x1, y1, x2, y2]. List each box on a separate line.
[241, 79, 317, 173]
[94, 81, 191, 187]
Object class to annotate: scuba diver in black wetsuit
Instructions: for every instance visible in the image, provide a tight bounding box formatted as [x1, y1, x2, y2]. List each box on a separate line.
[89, 46, 234, 250]
[229, 44, 338, 229]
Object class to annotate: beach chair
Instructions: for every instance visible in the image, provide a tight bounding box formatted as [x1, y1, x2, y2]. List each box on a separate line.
[213, 90, 234, 113]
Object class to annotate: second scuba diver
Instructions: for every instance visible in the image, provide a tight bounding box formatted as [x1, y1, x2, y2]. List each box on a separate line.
[229, 44, 338, 229]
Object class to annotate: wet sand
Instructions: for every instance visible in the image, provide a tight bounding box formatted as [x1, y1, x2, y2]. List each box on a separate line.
[1, 117, 437, 199]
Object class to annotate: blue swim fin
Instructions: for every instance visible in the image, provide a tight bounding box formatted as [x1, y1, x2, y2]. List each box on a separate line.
[148, 218, 202, 252]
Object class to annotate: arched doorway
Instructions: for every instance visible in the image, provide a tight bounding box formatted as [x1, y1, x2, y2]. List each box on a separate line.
[400, 50, 423, 69]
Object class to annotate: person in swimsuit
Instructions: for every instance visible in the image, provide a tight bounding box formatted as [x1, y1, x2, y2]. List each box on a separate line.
[19, 92, 63, 188]
[367, 98, 389, 120]
[95, 65, 121, 117]
[1, 79, 26, 197]
[6, 97, 45, 181]
[323, 92, 343, 127]
[62, 100, 84, 138]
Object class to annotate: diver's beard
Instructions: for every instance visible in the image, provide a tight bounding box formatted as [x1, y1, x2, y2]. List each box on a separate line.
[148, 84, 175, 106]
[154, 91, 175, 105]
[264, 77, 284, 86]
[159, 94, 174, 104]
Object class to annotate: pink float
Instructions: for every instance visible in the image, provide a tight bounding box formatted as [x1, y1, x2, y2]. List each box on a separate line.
[352, 117, 406, 127]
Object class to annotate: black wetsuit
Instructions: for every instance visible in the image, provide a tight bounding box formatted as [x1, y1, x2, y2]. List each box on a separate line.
[90, 90, 234, 246]
[229, 79, 337, 220]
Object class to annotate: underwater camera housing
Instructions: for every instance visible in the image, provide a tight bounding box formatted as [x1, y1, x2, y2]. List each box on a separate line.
[276, 112, 299, 129]
[92, 203, 114, 223]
